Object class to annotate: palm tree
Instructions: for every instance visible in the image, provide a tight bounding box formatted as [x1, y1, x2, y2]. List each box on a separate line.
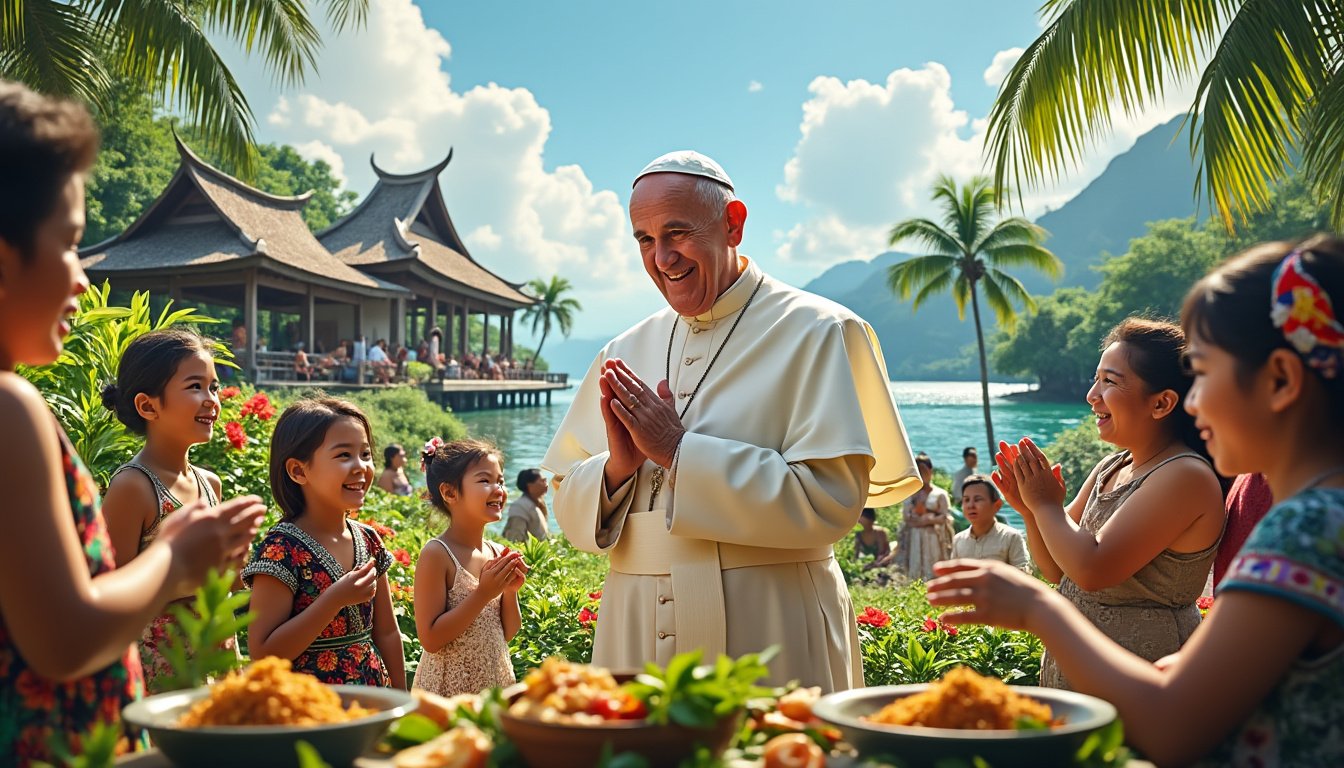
[0, 0, 368, 174]
[888, 175, 1062, 457]
[521, 276, 582, 365]
[986, 0, 1344, 230]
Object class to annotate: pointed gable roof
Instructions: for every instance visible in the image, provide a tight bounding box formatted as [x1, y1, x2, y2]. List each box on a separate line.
[319, 150, 535, 308]
[80, 138, 407, 298]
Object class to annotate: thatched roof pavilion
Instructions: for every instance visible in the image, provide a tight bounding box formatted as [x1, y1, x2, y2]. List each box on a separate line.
[319, 151, 535, 360]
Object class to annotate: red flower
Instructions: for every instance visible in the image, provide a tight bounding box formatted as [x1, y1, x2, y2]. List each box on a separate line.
[578, 606, 598, 626]
[393, 549, 412, 567]
[943, 623, 958, 636]
[1197, 596, 1214, 610]
[224, 420, 247, 451]
[362, 518, 395, 539]
[219, 386, 241, 400]
[240, 392, 275, 420]
[856, 606, 891, 628]
[921, 616, 938, 632]
[588, 590, 603, 601]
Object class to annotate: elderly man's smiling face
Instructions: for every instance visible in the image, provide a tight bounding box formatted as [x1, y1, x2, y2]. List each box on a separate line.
[629, 173, 746, 317]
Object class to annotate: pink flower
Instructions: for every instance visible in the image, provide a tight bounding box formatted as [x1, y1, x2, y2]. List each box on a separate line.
[588, 590, 603, 601]
[856, 606, 891, 628]
[224, 421, 247, 451]
[1197, 596, 1214, 610]
[578, 606, 598, 626]
[393, 549, 412, 568]
[921, 616, 938, 633]
[219, 386, 241, 400]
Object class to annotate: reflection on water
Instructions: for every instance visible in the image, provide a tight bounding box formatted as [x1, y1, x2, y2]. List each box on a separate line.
[453, 382, 1091, 534]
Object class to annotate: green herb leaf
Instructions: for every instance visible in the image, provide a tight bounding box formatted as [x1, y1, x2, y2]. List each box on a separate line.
[384, 713, 444, 749]
[295, 740, 335, 768]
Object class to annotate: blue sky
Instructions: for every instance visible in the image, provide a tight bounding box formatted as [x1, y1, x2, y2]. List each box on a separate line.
[223, 0, 1190, 341]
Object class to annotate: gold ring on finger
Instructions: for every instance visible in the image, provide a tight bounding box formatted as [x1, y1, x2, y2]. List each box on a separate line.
[628, 398, 639, 410]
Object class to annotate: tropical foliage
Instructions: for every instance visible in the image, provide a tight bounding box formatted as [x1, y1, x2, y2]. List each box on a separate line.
[520, 276, 582, 364]
[0, 0, 369, 175]
[888, 175, 1062, 455]
[986, 0, 1344, 230]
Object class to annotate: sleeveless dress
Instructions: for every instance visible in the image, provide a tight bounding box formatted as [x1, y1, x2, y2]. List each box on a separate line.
[0, 428, 146, 763]
[110, 462, 231, 693]
[1040, 451, 1221, 690]
[413, 540, 517, 696]
[241, 520, 393, 686]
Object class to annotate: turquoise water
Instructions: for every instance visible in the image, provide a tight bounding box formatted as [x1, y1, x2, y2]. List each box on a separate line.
[456, 381, 1091, 535]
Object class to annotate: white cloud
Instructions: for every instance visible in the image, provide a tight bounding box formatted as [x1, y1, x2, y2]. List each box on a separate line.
[983, 48, 1024, 87]
[748, 80, 763, 93]
[774, 56, 1200, 267]
[218, 0, 641, 337]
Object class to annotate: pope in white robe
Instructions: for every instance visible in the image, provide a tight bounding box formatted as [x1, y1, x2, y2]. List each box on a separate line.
[541, 151, 921, 691]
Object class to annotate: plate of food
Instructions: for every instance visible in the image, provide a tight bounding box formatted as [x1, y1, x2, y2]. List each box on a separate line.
[121, 657, 416, 768]
[812, 667, 1118, 768]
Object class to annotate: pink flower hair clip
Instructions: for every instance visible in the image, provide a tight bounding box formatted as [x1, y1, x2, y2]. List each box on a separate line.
[421, 436, 445, 472]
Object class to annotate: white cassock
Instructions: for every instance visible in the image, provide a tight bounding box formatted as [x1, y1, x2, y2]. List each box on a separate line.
[541, 256, 920, 691]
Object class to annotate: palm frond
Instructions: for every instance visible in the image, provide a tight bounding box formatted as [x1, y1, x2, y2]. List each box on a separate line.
[951, 273, 972, 320]
[886, 254, 960, 300]
[987, 0, 1234, 209]
[1191, 0, 1333, 228]
[888, 218, 962, 256]
[983, 269, 1039, 328]
[101, 0, 259, 175]
[973, 218, 1047, 253]
[983, 242, 1064, 280]
[194, 0, 321, 87]
[1302, 44, 1344, 229]
[324, 0, 370, 33]
[0, 1, 109, 103]
[909, 266, 958, 313]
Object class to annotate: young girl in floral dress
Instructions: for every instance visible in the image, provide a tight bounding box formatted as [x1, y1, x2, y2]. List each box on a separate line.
[0, 80, 263, 763]
[101, 329, 232, 692]
[242, 397, 405, 688]
[413, 438, 527, 696]
[929, 234, 1344, 766]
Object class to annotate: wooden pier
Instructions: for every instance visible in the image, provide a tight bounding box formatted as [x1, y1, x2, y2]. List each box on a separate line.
[254, 371, 569, 412]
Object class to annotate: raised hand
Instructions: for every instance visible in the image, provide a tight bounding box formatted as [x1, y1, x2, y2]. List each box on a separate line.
[602, 358, 685, 469]
[992, 440, 1030, 515]
[159, 495, 266, 590]
[598, 360, 646, 491]
[478, 549, 527, 600]
[926, 558, 1057, 632]
[1012, 437, 1067, 511]
[328, 560, 379, 607]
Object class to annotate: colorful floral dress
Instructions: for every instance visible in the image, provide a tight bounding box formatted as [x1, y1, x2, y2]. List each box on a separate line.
[1200, 487, 1344, 767]
[412, 540, 516, 697]
[111, 461, 233, 693]
[0, 428, 146, 764]
[241, 520, 393, 686]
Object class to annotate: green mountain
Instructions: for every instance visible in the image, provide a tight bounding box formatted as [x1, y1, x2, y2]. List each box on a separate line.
[802, 116, 1202, 380]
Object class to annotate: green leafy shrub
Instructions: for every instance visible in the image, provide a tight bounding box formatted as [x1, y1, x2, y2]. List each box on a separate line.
[405, 361, 433, 384]
[343, 385, 467, 458]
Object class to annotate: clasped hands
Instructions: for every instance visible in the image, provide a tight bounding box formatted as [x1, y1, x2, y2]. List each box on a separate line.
[599, 358, 685, 491]
[991, 437, 1067, 517]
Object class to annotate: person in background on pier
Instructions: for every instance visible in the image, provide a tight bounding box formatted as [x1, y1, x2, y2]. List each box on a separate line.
[951, 446, 978, 501]
[542, 150, 921, 691]
[951, 475, 1030, 572]
[502, 468, 549, 543]
[293, 343, 315, 381]
[366, 339, 394, 384]
[230, 316, 247, 353]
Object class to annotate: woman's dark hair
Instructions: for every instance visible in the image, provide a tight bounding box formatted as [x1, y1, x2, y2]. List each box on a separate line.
[0, 81, 99, 258]
[1183, 234, 1344, 427]
[1102, 317, 1206, 457]
[383, 443, 404, 469]
[423, 438, 500, 515]
[270, 397, 374, 521]
[101, 329, 213, 435]
[516, 468, 543, 492]
[915, 452, 934, 472]
[859, 507, 876, 521]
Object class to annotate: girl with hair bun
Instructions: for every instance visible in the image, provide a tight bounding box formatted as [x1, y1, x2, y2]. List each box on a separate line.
[929, 234, 1344, 766]
[100, 329, 230, 692]
[412, 437, 527, 697]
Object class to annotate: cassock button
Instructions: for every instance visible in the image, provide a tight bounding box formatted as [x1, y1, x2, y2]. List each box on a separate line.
[677, 391, 688, 399]
[658, 595, 670, 604]
[684, 357, 694, 365]
[658, 632, 667, 639]
[691, 327, 702, 334]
